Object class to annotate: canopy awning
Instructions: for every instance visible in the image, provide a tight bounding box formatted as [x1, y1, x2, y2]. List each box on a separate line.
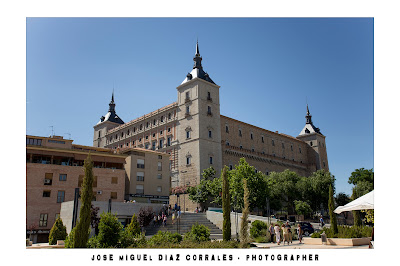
[334, 190, 374, 214]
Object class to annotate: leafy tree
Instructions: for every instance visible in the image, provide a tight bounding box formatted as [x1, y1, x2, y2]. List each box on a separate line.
[48, 218, 67, 245]
[335, 192, 350, 207]
[294, 200, 312, 217]
[353, 180, 373, 198]
[240, 179, 250, 246]
[74, 154, 94, 248]
[187, 167, 216, 204]
[267, 170, 299, 214]
[222, 166, 231, 241]
[97, 212, 123, 248]
[90, 205, 100, 235]
[308, 170, 335, 212]
[348, 168, 374, 185]
[328, 184, 338, 234]
[362, 209, 374, 224]
[138, 207, 154, 228]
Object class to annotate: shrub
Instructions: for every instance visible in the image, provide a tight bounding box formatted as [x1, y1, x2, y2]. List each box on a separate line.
[48, 218, 67, 245]
[311, 225, 373, 239]
[148, 231, 183, 247]
[184, 223, 210, 242]
[64, 227, 76, 248]
[250, 220, 268, 239]
[138, 207, 154, 228]
[87, 235, 100, 248]
[254, 235, 270, 243]
[97, 212, 123, 248]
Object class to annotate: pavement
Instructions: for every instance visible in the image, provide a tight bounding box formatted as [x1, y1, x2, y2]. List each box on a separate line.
[252, 239, 368, 249]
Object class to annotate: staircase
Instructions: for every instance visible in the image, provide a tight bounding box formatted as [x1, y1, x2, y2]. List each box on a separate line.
[144, 213, 223, 239]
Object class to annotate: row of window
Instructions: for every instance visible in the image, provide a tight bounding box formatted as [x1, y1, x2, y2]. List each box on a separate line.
[185, 91, 213, 101]
[113, 136, 173, 150]
[109, 115, 175, 142]
[136, 172, 163, 181]
[136, 159, 163, 170]
[225, 141, 303, 154]
[185, 156, 213, 166]
[135, 185, 162, 194]
[184, 105, 213, 116]
[42, 190, 119, 202]
[42, 173, 118, 186]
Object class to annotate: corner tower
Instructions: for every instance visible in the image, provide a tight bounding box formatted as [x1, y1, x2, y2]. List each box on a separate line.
[176, 41, 222, 187]
[93, 91, 124, 147]
[297, 105, 329, 172]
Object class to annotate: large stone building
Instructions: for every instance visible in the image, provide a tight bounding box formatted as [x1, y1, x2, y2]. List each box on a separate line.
[93, 42, 329, 191]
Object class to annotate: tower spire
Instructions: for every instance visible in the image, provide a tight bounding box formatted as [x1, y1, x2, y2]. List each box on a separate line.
[305, 104, 312, 124]
[109, 90, 116, 112]
[193, 40, 203, 69]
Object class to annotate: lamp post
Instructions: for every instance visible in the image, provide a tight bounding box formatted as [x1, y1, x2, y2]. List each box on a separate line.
[180, 170, 188, 213]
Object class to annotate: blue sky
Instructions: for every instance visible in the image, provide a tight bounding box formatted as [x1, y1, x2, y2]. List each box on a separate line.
[26, 18, 373, 196]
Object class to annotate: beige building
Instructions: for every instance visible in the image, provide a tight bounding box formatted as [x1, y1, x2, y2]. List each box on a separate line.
[26, 135, 127, 243]
[122, 147, 171, 203]
[93, 41, 329, 193]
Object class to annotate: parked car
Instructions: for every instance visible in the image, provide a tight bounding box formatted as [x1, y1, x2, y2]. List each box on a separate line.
[288, 216, 296, 225]
[296, 222, 314, 236]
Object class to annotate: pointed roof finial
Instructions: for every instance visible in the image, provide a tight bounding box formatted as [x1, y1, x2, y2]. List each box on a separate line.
[306, 104, 310, 116]
[196, 39, 200, 56]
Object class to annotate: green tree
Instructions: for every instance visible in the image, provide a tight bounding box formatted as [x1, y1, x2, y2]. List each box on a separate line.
[64, 227, 76, 248]
[187, 167, 215, 204]
[294, 200, 312, 217]
[335, 192, 350, 207]
[222, 166, 231, 241]
[48, 218, 67, 245]
[126, 214, 141, 236]
[348, 168, 374, 185]
[267, 170, 300, 214]
[240, 179, 250, 246]
[308, 170, 335, 212]
[328, 184, 338, 234]
[97, 212, 123, 248]
[74, 154, 94, 247]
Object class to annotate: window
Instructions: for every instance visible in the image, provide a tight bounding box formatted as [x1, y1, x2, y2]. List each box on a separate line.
[282, 143, 285, 149]
[299, 147, 302, 154]
[57, 191, 65, 203]
[153, 133, 156, 138]
[44, 173, 53, 185]
[186, 130, 191, 139]
[137, 172, 144, 181]
[43, 191, 51, 197]
[168, 127, 171, 133]
[121, 132, 124, 138]
[226, 141, 230, 146]
[251, 148, 255, 152]
[111, 192, 117, 199]
[310, 141, 313, 146]
[209, 156, 213, 164]
[146, 122, 149, 128]
[126, 142, 129, 147]
[157, 174, 162, 179]
[167, 137, 171, 146]
[240, 145, 243, 149]
[161, 116, 164, 122]
[239, 129, 242, 137]
[145, 143, 149, 149]
[116, 134, 118, 139]
[158, 155, 162, 159]
[139, 138, 142, 142]
[39, 214, 48, 227]
[229, 164, 233, 170]
[186, 157, 191, 165]
[98, 131, 101, 138]
[168, 113, 171, 120]
[186, 106, 190, 114]
[225, 125, 229, 133]
[139, 124, 143, 130]
[250, 133, 253, 140]
[120, 144, 123, 148]
[272, 139, 275, 146]
[127, 129, 130, 135]
[153, 119, 156, 125]
[160, 130, 163, 135]
[136, 185, 144, 194]
[207, 106, 212, 115]
[133, 127, 136, 133]
[132, 140, 135, 146]
[157, 186, 162, 192]
[26, 138, 42, 146]
[159, 139, 163, 148]
[146, 135, 149, 140]
[152, 141, 156, 150]
[291, 145, 293, 151]
[323, 162, 326, 167]
[208, 130, 212, 138]
[59, 174, 67, 181]
[261, 136, 264, 143]
[186, 91, 190, 100]
[207, 92, 211, 100]
[158, 162, 162, 171]
[111, 177, 118, 184]
[137, 159, 145, 168]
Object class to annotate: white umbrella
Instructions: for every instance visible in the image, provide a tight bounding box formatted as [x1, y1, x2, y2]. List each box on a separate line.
[334, 190, 374, 214]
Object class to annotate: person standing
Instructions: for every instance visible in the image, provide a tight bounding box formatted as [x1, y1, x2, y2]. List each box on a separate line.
[282, 224, 289, 245]
[269, 224, 275, 243]
[274, 224, 281, 245]
[297, 224, 303, 244]
[320, 216, 325, 228]
[172, 211, 176, 224]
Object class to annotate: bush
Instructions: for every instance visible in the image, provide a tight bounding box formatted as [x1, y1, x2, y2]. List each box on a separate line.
[254, 235, 270, 243]
[138, 207, 154, 228]
[184, 223, 210, 242]
[250, 220, 268, 239]
[311, 225, 373, 238]
[97, 212, 123, 248]
[147, 231, 183, 247]
[64, 227, 76, 248]
[126, 214, 141, 236]
[48, 218, 67, 245]
[87, 235, 100, 248]
[140, 239, 241, 248]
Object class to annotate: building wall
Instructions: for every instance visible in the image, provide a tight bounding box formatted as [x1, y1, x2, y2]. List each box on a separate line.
[124, 149, 171, 203]
[220, 115, 315, 176]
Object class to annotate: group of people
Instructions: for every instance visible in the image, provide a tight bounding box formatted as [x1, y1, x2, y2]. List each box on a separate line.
[152, 204, 182, 227]
[268, 222, 304, 245]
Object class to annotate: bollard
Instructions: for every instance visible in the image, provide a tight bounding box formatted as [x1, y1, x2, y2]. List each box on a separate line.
[321, 232, 327, 245]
